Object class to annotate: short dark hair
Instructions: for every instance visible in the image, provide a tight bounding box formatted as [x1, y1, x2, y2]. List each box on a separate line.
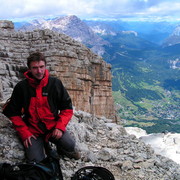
[27, 52, 46, 68]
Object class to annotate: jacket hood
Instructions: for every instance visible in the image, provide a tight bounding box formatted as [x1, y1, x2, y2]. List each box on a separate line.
[24, 69, 49, 88]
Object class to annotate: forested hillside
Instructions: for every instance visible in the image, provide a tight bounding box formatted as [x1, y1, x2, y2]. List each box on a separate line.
[100, 31, 180, 133]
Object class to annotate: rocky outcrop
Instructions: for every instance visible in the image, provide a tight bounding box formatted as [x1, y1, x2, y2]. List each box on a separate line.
[0, 21, 115, 120]
[0, 20, 14, 30]
[126, 127, 180, 165]
[0, 111, 180, 180]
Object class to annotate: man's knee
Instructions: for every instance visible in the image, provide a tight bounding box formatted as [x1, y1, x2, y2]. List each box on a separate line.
[57, 132, 81, 159]
[57, 131, 75, 151]
[25, 137, 45, 162]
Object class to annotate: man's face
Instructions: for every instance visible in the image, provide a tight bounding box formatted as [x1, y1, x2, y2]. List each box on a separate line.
[29, 60, 46, 80]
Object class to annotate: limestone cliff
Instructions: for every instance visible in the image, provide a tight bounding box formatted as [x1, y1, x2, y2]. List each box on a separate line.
[0, 20, 115, 120]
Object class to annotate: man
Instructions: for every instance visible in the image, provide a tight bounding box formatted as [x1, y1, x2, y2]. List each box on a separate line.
[3, 52, 80, 162]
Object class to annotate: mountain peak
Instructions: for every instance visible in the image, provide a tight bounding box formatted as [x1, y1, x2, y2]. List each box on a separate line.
[53, 15, 81, 25]
[163, 25, 180, 47]
[172, 25, 180, 36]
[17, 15, 108, 55]
[66, 15, 80, 21]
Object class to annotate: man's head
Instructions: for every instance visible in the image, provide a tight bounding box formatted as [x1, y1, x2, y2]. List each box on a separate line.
[27, 52, 47, 80]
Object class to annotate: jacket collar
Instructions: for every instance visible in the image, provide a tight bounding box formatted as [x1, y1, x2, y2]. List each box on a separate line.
[24, 69, 49, 88]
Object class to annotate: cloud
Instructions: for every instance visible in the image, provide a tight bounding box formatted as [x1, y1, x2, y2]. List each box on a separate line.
[93, 0, 180, 17]
[147, 2, 180, 15]
[0, 0, 179, 21]
[0, 0, 97, 19]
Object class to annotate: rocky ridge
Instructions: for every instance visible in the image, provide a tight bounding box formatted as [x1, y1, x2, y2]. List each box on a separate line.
[0, 20, 115, 120]
[125, 127, 180, 165]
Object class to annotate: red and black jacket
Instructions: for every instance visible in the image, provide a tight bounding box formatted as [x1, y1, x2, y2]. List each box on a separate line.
[3, 69, 73, 141]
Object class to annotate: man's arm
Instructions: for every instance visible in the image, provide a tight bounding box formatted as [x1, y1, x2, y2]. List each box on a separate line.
[55, 79, 73, 132]
[3, 82, 33, 141]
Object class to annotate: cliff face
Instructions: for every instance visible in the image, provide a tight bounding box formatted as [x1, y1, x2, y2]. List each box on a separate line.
[0, 20, 115, 120]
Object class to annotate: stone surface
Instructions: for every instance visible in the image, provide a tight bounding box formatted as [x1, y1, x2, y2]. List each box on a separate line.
[0, 111, 180, 180]
[0, 20, 14, 30]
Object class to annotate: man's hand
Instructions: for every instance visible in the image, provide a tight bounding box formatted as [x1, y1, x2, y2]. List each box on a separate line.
[52, 128, 63, 139]
[23, 135, 37, 148]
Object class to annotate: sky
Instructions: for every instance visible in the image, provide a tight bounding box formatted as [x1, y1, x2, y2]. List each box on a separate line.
[0, 0, 180, 22]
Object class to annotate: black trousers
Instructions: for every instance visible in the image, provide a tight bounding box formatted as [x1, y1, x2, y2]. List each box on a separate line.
[25, 131, 75, 162]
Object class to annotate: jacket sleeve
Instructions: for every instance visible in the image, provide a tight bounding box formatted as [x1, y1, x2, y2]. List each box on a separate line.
[9, 116, 33, 141]
[3, 82, 32, 141]
[55, 79, 73, 131]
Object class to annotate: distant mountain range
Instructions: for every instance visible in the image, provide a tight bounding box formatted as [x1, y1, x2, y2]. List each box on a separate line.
[15, 15, 180, 54]
[14, 15, 180, 133]
[163, 25, 180, 47]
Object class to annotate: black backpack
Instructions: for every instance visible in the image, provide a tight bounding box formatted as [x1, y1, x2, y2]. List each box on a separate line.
[71, 166, 115, 180]
[0, 154, 63, 180]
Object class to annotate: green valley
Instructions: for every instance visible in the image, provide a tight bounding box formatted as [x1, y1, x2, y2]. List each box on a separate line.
[101, 32, 180, 133]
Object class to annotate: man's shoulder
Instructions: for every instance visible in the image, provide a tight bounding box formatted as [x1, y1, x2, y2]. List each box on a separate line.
[12, 79, 28, 94]
[49, 76, 62, 84]
[16, 79, 28, 87]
